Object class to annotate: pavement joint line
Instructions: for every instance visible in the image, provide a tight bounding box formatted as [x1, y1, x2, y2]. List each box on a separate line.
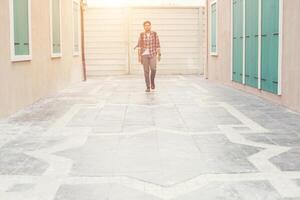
[190, 83, 209, 93]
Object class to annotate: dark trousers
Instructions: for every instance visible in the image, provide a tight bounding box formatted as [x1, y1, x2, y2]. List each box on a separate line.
[142, 55, 157, 88]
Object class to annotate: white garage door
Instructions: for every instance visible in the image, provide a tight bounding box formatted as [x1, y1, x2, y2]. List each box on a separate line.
[84, 8, 129, 76]
[85, 7, 204, 76]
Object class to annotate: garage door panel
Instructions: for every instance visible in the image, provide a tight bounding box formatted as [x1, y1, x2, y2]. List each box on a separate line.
[153, 42, 201, 48]
[86, 50, 126, 55]
[132, 19, 199, 25]
[85, 8, 128, 75]
[85, 27, 125, 33]
[132, 58, 200, 63]
[85, 20, 124, 25]
[133, 8, 199, 14]
[86, 8, 125, 16]
[87, 65, 127, 70]
[86, 59, 127, 64]
[133, 13, 200, 19]
[132, 48, 201, 54]
[131, 24, 201, 31]
[85, 42, 128, 48]
[130, 7, 202, 73]
[132, 31, 199, 37]
[85, 38, 127, 43]
[86, 53, 127, 59]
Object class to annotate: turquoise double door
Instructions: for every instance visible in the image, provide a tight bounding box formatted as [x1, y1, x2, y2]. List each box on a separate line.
[232, 0, 280, 94]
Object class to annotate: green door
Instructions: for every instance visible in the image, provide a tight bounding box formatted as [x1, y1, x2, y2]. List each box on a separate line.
[261, 0, 279, 94]
[245, 0, 259, 88]
[232, 0, 243, 83]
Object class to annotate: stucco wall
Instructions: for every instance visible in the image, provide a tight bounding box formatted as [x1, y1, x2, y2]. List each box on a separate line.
[0, 0, 83, 118]
[207, 0, 300, 112]
[207, 0, 231, 83]
[281, 0, 300, 112]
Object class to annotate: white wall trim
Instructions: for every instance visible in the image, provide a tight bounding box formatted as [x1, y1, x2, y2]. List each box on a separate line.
[72, 0, 80, 56]
[50, 0, 63, 58]
[9, 0, 32, 62]
[258, 0, 262, 89]
[230, 0, 233, 81]
[278, 0, 283, 95]
[210, 0, 218, 56]
[198, 7, 204, 74]
[242, 0, 246, 84]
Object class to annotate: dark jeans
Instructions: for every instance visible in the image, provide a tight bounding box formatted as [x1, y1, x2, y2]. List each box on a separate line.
[142, 55, 157, 88]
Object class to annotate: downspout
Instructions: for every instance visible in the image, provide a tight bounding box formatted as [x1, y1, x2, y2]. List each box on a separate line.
[80, 0, 87, 81]
[205, 0, 209, 79]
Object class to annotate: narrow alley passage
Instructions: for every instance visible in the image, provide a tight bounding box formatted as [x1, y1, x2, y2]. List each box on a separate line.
[0, 75, 300, 200]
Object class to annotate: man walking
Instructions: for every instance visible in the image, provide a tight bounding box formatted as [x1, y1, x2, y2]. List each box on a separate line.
[137, 21, 161, 92]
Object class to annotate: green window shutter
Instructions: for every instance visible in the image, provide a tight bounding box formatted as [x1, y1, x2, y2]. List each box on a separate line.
[73, 1, 79, 53]
[211, 3, 217, 53]
[261, 0, 279, 94]
[52, 0, 61, 54]
[13, 0, 30, 56]
[245, 0, 259, 88]
[232, 0, 243, 83]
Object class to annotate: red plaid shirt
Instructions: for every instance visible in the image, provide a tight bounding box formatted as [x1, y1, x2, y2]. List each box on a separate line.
[138, 31, 160, 58]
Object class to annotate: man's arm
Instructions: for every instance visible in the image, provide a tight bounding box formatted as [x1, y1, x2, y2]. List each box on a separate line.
[137, 34, 142, 63]
[155, 34, 161, 60]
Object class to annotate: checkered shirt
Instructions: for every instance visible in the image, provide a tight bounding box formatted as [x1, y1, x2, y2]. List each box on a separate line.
[138, 31, 160, 58]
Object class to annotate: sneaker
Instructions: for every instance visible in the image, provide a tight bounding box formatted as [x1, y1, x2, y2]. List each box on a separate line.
[151, 81, 155, 90]
[145, 88, 150, 92]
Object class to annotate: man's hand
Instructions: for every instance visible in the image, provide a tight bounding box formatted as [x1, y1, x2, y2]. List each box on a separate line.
[157, 53, 161, 62]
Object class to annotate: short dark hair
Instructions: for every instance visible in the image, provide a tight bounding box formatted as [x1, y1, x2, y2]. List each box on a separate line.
[143, 21, 151, 26]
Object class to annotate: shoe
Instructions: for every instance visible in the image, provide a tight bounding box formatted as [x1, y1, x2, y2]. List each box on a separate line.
[145, 88, 150, 92]
[151, 83, 155, 90]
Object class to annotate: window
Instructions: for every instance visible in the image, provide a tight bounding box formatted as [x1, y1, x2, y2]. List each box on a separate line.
[73, 0, 80, 56]
[50, 0, 62, 57]
[9, 0, 32, 61]
[210, 1, 217, 55]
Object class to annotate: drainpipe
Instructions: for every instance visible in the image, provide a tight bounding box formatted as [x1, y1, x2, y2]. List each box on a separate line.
[80, 0, 87, 81]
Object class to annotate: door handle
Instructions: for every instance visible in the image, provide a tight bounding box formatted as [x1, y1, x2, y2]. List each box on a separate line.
[273, 32, 279, 36]
[261, 78, 267, 81]
[272, 81, 278, 84]
[261, 34, 267, 37]
[245, 74, 250, 77]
